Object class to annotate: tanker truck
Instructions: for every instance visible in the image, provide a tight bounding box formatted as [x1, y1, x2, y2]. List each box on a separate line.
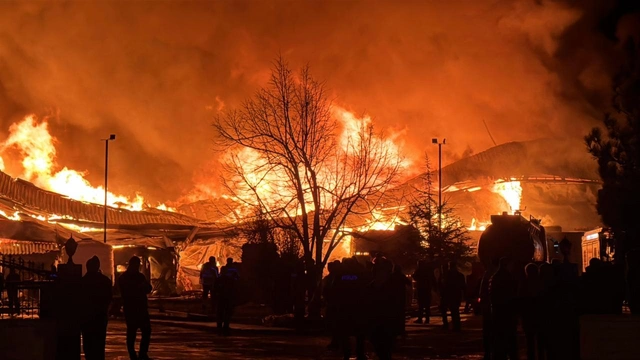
[477, 211, 547, 269]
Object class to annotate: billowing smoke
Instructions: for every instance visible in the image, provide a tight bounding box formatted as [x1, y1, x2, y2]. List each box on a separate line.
[0, 0, 637, 204]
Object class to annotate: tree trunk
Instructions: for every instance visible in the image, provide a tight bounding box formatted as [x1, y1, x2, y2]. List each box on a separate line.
[307, 262, 323, 319]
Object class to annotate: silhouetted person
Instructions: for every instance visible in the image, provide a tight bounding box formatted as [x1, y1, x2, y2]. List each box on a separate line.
[553, 238, 579, 360]
[6, 267, 20, 316]
[0, 271, 4, 304]
[118, 256, 152, 360]
[292, 258, 307, 331]
[370, 258, 395, 360]
[538, 262, 555, 360]
[390, 264, 411, 337]
[480, 258, 500, 360]
[465, 262, 484, 314]
[626, 250, 640, 314]
[605, 262, 625, 314]
[273, 259, 292, 314]
[489, 257, 518, 360]
[200, 256, 218, 311]
[581, 258, 605, 314]
[323, 260, 341, 349]
[440, 261, 465, 331]
[48, 263, 59, 280]
[216, 259, 238, 335]
[306, 258, 321, 319]
[334, 257, 368, 360]
[522, 263, 542, 360]
[81, 256, 112, 360]
[412, 260, 435, 324]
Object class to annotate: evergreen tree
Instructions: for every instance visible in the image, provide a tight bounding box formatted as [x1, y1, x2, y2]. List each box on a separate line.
[586, 39, 640, 260]
[407, 157, 472, 263]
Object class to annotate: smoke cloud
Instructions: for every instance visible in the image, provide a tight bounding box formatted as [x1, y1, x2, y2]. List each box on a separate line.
[0, 0, 636, 203]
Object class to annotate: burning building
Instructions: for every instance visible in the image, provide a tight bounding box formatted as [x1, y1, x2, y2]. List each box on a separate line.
[349, 138, 602, 265]
[0, 113, 603, 290]
[375, 138, 602, 230]
[0, 168, 237, 294]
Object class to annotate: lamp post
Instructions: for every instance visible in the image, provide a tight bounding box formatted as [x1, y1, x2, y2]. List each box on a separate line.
[432, 138, 446, 233]
[103, 134, 116, 243]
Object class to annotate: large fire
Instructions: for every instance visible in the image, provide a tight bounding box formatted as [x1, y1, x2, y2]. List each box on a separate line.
[0, 115, 173, 212]
[220, 107, 409, 221]
[491, 180, 522, 214]
[467, 179, 523, 231]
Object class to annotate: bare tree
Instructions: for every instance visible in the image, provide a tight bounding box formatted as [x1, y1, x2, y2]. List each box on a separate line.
[213, 57, 403, 285]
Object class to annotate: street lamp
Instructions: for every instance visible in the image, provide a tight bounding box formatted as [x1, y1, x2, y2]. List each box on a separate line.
[103, 134, 116, 243]
[432, 138, 446, 232]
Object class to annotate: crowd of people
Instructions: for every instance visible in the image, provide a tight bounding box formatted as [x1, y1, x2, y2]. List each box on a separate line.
[319, 239, 625, 360]
[322, 254, 468, 360]
[479, 240, 624, 360]
[1, 241, 627, 360]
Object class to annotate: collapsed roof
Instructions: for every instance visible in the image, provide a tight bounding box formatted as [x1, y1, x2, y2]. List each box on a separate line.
[0, 170, 232, 248]
[395, 138, 599, 195]
[0, 170, 200, 228]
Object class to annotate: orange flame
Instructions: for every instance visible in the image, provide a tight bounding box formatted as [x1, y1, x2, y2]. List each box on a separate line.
[358, 208, 407, 231]
[467, 217, 488, 231]
[217, 107, 408, 223]
[0, 115, 174, 212]
[491, 180, 522, 214]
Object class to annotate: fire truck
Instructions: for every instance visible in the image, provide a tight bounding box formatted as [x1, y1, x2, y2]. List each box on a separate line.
[581, 227, 615, 272]
[477, 211, 547, 268]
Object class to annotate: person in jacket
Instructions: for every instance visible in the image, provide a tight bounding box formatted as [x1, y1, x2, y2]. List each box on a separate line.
[6, 267, 20, 315]
[216, 260, 239, 335]
[390, 264, 411, 337]
[440, 261, 466, 331]
[200, 256, 218, 311]
[81, 256, 113, 360]
[479, 258, 499, 360]
[489, 257, 518, 360]
[412, 260, 436, 324]
[118, 256, 153, 360]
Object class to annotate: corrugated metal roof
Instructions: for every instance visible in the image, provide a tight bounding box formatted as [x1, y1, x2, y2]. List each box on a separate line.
[0, 170, 201, 227]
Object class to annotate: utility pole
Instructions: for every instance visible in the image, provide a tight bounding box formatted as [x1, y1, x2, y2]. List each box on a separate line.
[103, 134, 116, 243]
[432, 138, 446, 233]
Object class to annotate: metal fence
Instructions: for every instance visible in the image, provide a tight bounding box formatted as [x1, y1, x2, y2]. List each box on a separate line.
[0, 255, 54, 319]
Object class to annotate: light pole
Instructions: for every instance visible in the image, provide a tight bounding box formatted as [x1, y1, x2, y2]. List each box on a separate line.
[432, 138, 446, 233]
[103, 134, 116, 243]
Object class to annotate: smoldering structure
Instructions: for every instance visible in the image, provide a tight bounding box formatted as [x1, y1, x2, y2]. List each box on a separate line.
[0, 1, 637, 293]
